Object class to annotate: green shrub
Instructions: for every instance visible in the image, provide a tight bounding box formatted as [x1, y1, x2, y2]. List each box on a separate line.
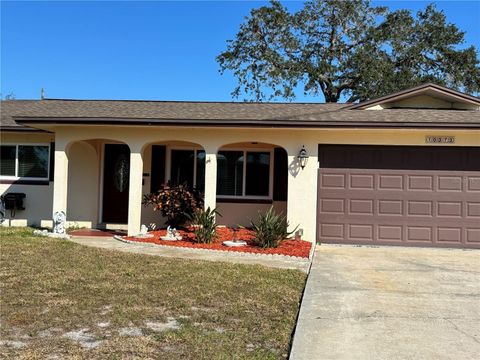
[142, 183, 203, 228]
[250, 206, 297, 248]
[188, 207, 221, 244]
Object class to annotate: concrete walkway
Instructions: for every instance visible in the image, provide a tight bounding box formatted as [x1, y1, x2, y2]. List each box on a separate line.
[70, 236, 311, 272]
[290, 244, 480, 360]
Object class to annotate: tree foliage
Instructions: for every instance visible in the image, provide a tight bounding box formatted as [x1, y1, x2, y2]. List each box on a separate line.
[1, 92, 16, 100]
[217, 0, 480, 102]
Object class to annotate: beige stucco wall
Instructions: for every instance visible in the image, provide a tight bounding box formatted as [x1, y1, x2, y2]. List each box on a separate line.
[46, 125, 480, 239]
[0, 182, 53, 226]
[0, 131, 54, 144]
[66, 141, 100, 228]
[3, 126, 479, 240]
[216, 201, 287, 227]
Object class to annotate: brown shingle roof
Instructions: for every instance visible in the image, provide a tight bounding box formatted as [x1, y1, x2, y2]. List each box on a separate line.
[1, 98, 479, 130]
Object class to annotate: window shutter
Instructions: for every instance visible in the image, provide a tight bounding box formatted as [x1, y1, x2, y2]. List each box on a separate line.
[0, 145, 16, 176]
[49, 142, 55, 181]
[273, 147, 288, 201]
[150, 145, 166, 193]
[245, 151, 270, 196]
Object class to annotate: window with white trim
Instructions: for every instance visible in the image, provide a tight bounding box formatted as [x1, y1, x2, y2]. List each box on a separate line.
[217, 150, 272, 198]
[0, 144, 50, 180]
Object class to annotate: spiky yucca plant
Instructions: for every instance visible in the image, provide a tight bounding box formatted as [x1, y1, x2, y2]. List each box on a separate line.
[188, 207, 221, 244]
[250, 206, 297, 248]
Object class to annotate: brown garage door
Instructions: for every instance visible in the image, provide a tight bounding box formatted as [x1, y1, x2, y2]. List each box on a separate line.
[317, 146, 480, 248]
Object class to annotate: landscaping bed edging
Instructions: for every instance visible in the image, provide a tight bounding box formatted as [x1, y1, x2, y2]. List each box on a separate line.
[113, 235, 311, 262]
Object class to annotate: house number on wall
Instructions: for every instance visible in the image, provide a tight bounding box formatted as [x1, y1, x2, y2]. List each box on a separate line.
[425, 136, 455, 144]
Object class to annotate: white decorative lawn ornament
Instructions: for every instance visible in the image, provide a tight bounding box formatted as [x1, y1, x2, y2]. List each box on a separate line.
[160, 226, 182, 241]
[136, 224, 154, 238]
[53, 211, 67, 234]
[223, 228, 247, 247]
[223, 240, 247, 247]
[37, 211, 70, 239]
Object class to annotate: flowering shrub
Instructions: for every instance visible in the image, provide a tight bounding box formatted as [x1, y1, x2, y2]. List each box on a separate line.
[142, 183, 203, 228]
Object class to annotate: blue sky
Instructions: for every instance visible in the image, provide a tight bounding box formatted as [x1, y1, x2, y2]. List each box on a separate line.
[1, 1, 479, 102]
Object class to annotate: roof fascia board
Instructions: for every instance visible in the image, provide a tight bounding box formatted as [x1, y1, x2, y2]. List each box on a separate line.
[13, 118, 480, 129]
[0, 126, 50, 133]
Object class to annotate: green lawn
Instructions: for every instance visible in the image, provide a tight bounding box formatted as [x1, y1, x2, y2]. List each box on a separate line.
[0, 228, 306, 359]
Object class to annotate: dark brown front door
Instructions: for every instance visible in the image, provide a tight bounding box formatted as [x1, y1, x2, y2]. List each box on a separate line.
[317, 145, 480, 249]
[102, 144, 130, 223]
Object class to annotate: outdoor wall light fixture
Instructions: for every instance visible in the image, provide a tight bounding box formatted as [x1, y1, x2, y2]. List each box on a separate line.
[298, 145, 309, 169]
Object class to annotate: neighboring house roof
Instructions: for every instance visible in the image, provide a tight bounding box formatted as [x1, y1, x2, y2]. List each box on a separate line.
[349, 83, 480, 110]
[1, 84, 479, 130]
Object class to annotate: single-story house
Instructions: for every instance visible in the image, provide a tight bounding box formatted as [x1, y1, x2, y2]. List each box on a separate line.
[1, 83, 479, 248]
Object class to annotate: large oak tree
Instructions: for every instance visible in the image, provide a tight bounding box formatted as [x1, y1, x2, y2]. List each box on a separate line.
[217, 0, 480, 102]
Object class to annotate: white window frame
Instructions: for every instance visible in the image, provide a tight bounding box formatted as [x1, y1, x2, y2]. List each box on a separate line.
[0, 143, 51, 181]
[216, 148, 274, 200]
[167, 146, 205, 189]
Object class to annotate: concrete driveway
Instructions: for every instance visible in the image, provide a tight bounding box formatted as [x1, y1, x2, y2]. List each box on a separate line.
[290, 245, 480, 360]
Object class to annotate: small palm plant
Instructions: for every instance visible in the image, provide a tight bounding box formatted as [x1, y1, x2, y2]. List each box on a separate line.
[188, 207, 221, 244]
[250, 206, 297, 248]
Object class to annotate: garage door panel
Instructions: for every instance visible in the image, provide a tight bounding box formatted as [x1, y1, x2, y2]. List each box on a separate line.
[437, 202, 463, 217]
[378, 175, 404, 190]
[378, 200, 403, 216]
[349, 199, 374, 215]
[437, 176, 463, 191]
[350, 174, 375, 189]
[468, 177, 480, 191]
[318, 146, 480, 249]
[320, 173, 346, 188]
[378, 225, 403, 241]
[407, 175, 434, 190]
[319, 199, 345, 214]
[406, 227, 433, 242]
[319, 223, 344, 240]
[466, 229, 480, 244]
[407, 201, 434, 216]
[348, 224, 374, 241]
[437, 227, 462, 243]
[467, 202, 480, 217]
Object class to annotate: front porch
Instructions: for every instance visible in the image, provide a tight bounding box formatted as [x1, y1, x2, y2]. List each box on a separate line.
[52, 126, 318, 240]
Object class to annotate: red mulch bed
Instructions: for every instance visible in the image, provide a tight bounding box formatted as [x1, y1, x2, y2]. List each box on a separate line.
[123, 227, 311, 258]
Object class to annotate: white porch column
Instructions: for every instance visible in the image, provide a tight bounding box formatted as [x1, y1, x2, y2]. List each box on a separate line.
[286, 143, 318, 243]
[127, 148, 144, 236]
[203, 146, 218, 212]
[52, 141, 69, 233]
